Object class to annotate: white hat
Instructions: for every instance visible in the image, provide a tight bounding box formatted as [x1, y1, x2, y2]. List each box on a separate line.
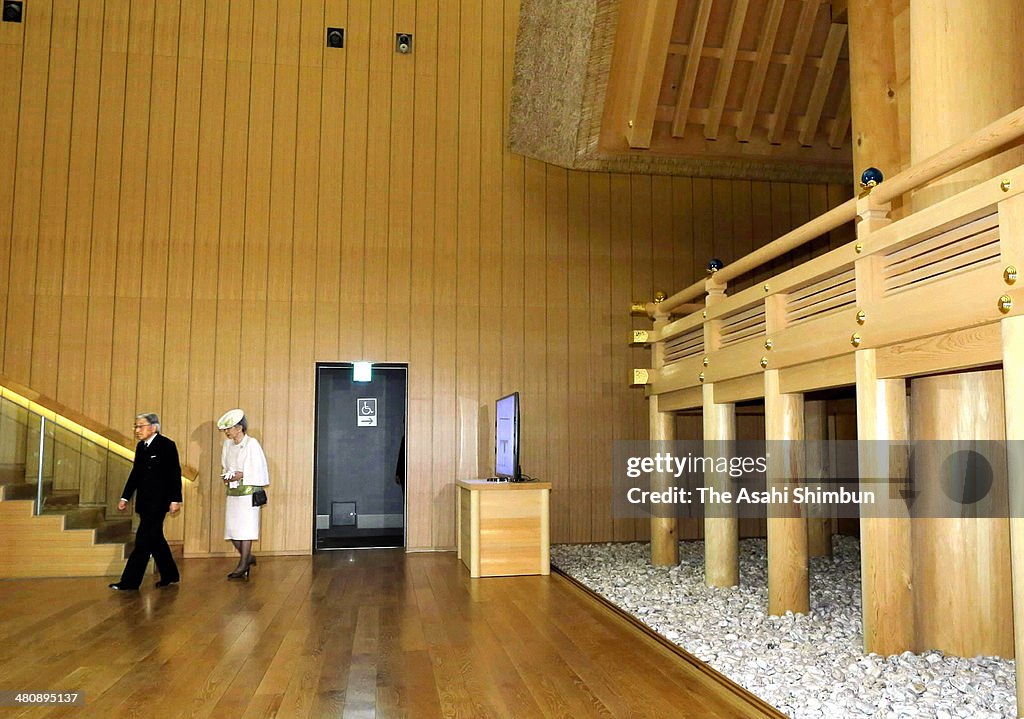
[217, 408, 245, 430]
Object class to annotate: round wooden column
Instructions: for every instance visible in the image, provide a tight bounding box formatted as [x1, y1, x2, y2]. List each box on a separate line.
[855, 349, 914, 655]
[848, 0, 905, 212]
[649, 314, 678, 567]
[649, 395, 678, 566]
[765, 370, 808, 615]
[909, 0, 1024, 208]
[908, 0, 1023, 660]
[910, 371, 1012, 657]
[804, 401, 833, 557]
[703, 383, 737, 586]
[1001, 314, 1024, 714]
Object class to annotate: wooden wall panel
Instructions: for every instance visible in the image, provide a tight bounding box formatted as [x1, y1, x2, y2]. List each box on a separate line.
[32, 0, 78, 400]
[82, 1, 128, 426]
[315, 1, 345, 361]
[168, 0, 203, 553]
[406, 0, 436, 551]
[362, 0, 392, 362]
[108, 0, 155, 434]
[609, 173, 641, 542]
[0, 0, 26, 368]
[0, 0, 852, 553]
[545, 166, 569, 542]
[566, 171, 590, 542]
[5, 0, 51, 385]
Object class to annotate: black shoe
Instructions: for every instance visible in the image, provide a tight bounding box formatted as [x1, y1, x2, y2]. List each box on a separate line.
[155, 579, 179, 588]
[109, 583, 139, 591]
[227, 568, 250, 580]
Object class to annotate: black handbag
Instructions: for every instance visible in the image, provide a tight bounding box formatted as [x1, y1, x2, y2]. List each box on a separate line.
[252, 489, 268, 507]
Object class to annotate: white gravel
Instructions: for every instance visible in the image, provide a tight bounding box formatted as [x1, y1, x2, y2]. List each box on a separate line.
[551, 537, 1017, 719]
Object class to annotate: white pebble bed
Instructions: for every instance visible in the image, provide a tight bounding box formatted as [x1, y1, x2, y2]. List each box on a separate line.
[551, 537, 1016, 719]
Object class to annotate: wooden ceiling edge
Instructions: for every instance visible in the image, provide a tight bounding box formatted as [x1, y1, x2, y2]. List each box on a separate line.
[508, 0, 607, 173]
[575, 0, 621, 164]
[510, 0, 854, 184]
[507, 145, 854, 184]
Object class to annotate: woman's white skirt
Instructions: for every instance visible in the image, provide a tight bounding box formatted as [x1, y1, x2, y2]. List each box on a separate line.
[225, 494, 261, 540]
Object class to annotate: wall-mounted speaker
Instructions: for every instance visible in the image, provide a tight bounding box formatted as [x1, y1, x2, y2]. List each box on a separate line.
[326, 27, 344, 48]
[2, 1, 23, 23]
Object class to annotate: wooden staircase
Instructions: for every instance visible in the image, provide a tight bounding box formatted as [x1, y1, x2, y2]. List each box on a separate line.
[0, 463, 135, 578]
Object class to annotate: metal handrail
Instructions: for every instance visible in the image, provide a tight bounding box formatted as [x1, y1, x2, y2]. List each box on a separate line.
[35, 416, 45, 515]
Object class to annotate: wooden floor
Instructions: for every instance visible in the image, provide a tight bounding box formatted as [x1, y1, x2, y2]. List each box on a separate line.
[0, 550, 784, 718]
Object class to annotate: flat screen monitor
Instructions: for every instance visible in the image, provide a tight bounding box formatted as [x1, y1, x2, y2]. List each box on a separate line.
[495, 392, 520, 480]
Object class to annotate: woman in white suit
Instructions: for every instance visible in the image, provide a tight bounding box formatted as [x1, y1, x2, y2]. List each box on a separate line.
[217, 409, 270, 579]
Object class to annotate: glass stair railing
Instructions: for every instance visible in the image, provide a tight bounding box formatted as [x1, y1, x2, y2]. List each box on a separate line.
[0, 386, 137, 546]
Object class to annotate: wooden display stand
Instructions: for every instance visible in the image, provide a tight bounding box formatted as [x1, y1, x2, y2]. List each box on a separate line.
[456, 479, 551, 578]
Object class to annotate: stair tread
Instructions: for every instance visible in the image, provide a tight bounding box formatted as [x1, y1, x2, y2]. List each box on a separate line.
[41, 506, 106, 528]
[95, 518, 134, 543]
[1, 482, 49, 500]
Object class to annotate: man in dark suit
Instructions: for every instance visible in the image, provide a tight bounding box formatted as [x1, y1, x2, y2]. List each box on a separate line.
[109, 413, 183, 590]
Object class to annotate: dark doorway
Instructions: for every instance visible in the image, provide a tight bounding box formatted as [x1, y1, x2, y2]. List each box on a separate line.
[314, 363, 407, 550]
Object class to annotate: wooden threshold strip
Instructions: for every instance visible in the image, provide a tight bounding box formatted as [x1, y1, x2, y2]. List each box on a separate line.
[550, 565, 789, 719]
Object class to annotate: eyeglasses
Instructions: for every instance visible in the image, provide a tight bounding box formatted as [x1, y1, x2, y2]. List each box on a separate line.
[133, 423, 151, 429]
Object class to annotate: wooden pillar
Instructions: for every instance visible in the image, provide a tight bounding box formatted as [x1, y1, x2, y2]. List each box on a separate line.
[650, 314, 678, 567]
[855, 349, 914, 654]
[853, 195, 916, 654]
[907, 0, 1022, 660]
[1001, 191, 1024, 715]
[847, 0, 905, 213]
[804, 400, 832, 558]
[1001, 314, 1024, 716]
[910, 371, 1011, 657]
[649, 395, 678, 566]
[765, 370, 808, 615]
[909, 0, 1024, 209]
[703, 383, 737, 586]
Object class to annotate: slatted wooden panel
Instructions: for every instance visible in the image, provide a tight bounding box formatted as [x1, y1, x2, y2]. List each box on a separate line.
[0, 0, 850, 551]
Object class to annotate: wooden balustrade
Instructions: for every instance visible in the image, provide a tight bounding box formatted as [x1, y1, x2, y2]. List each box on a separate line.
[640, 104, 1024, 323]
[643, 163, 1024, 391]
[634, 104, 1024, 702]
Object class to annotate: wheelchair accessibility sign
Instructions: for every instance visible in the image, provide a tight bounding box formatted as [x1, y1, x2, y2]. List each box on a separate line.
[357, 398, 377, 427]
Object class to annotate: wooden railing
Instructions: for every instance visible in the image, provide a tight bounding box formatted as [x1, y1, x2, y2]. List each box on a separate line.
[638, 104, 1024, 322]
[633, 105, 1024, 405]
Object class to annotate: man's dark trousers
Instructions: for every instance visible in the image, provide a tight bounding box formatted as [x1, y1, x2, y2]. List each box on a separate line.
[119, 511, 178, 587]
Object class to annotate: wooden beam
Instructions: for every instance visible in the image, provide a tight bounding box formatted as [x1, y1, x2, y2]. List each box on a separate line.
[831, 0, 849, 23]
[799, 23, 846, 147]
[704, 0, 750, 140]
[624, 0, 681, 149]
[670, 0, 713, 139]
[736, 0, 785, 142]
[828, 83, 851, 149]
[669, 44, 832, 68]
[768, 0, 821, 145]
